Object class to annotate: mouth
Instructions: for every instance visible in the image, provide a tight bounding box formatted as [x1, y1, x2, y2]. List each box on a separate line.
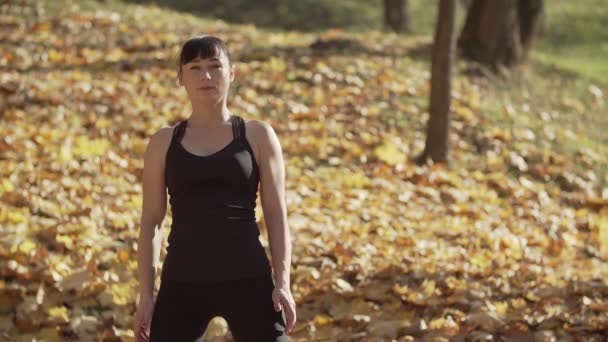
[198, 86, 216, 91]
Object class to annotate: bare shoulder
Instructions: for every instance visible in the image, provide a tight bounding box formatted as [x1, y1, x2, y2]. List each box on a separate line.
[243, 118, 277, 141]
[243, 118, 280, 162]
[145, 124, 176, 157]
[245, 119, 272, 130]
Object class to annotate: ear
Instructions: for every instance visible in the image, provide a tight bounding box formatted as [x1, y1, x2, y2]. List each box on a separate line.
[229, 64, 235, 82]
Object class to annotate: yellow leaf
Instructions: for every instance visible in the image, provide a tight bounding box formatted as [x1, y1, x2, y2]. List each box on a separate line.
[360, 131, 375, 145]
[314, 314, 333, 326]
[455, 105, 475, 122]
[367, 105, 381, 116]
[486, 152, 504, 170]
[501, 234, 522, 259]
[6, 209, 27, 224]
[341, 170, 370, 188]
[429, 315, 458, 333]
[575, 208, 589, 218]
[422, 279, 435, 297]
[95, 117, 112, 129]
[48, 49, 64, 63]
[525, 291, 540, 302]
[470, 250, 491, 269]
[48, 306, 69, 323]
[111, 284, 131, 306]
[493, 301, 509, 316]
[312, 87, 324, 106]
[73, 136, 110, 157]
[374, 139, 406, 166]
[17, 240, 37, 254]
[59, 144, 73, 162]
[598, 215, 608, 258]
[132, 139, 148, 155]
[128, 259, 138, 271]
[105, 48, 126, 63]
[117, 249, 129, 263]
[268, 57, 287, 72]
[56, 235, 74, 250]
[0, 178, 14, 192]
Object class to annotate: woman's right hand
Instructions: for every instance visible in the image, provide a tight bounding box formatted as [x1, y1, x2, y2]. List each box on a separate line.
[134, 294, 154, 342]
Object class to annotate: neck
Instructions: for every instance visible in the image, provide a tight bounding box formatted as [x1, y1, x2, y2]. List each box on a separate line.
[188, 100, 231, 128]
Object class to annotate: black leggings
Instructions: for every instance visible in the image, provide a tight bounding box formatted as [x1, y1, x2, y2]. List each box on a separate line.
[149, 272, 288, 342]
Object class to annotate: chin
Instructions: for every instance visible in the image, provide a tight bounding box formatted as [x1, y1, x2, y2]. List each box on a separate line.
[194, 95, 224, 104]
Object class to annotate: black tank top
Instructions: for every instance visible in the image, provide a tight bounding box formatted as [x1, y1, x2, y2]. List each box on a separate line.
[161, 114, 272, 283]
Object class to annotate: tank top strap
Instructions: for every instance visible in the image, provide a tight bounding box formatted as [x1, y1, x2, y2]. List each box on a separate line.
[232, 115, 246, 140]
[230, 115, 239, 139]
[172, 120, 187, 144]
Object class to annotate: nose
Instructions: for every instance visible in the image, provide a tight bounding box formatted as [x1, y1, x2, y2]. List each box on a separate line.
[202, 71, 211, 80]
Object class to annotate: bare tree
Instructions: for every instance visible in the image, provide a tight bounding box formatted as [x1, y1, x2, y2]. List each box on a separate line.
[458, 0, 544, 69]
[383, 0, 409, 33]
[414, 0, 457, 165]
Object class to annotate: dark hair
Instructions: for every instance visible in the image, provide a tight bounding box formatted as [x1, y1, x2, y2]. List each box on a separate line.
[177, 36, 232, 77]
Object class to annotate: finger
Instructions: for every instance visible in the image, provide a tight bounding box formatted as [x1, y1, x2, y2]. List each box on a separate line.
[141, 325, 149, 334]
[281, 298, 296, 332]
[272, 291, 282, 311]
[138, 325, 150, 338]
[139, 328, 150, 342]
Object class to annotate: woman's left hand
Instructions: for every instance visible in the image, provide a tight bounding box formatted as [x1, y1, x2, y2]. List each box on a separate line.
[272, 285, 297, 334]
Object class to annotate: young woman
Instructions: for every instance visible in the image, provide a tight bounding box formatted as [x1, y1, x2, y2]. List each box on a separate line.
[133, 36, 296, 341]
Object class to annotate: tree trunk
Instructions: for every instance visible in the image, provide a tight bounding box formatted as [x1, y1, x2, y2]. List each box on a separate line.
[415, 0, 456, 165]
[458, 0, 544, 69]
[517, 0, 544, 60]
[384, 0, 409, 33]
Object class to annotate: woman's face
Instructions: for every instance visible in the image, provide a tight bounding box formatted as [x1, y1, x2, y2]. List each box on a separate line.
[179, 50, 234, 103]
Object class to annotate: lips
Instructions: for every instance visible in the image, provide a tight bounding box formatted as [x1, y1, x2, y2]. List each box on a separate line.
[196, 85, 217, 90]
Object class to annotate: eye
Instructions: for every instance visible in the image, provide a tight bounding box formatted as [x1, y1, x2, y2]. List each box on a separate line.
[190, 66, 200, 69]
[212, 64, 222, 69]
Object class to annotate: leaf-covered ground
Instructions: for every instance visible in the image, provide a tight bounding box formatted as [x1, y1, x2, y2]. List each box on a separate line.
[1, 1, 608, 341]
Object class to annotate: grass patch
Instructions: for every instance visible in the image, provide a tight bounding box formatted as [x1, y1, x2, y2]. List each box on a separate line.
[536, 0, 608, 83]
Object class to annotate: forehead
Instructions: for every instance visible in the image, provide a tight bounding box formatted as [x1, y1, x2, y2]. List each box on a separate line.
[185, 50, 228, 64]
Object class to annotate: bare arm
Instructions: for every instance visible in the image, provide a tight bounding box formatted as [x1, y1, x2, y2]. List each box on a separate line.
[137, 128, 171, 299]
[253, 120, 292, 289]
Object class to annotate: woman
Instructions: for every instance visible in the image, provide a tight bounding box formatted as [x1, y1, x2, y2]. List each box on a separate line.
[133, 35, 296, 341]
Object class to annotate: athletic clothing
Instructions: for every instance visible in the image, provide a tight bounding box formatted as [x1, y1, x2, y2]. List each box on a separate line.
[149, 272, 288, 342]
[161, 114, 272, 283]
[150, 115, 287, 341]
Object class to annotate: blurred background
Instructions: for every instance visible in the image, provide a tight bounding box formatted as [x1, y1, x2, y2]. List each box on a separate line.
[109, 0, 607, 79]
[1, 0, 607, 341]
